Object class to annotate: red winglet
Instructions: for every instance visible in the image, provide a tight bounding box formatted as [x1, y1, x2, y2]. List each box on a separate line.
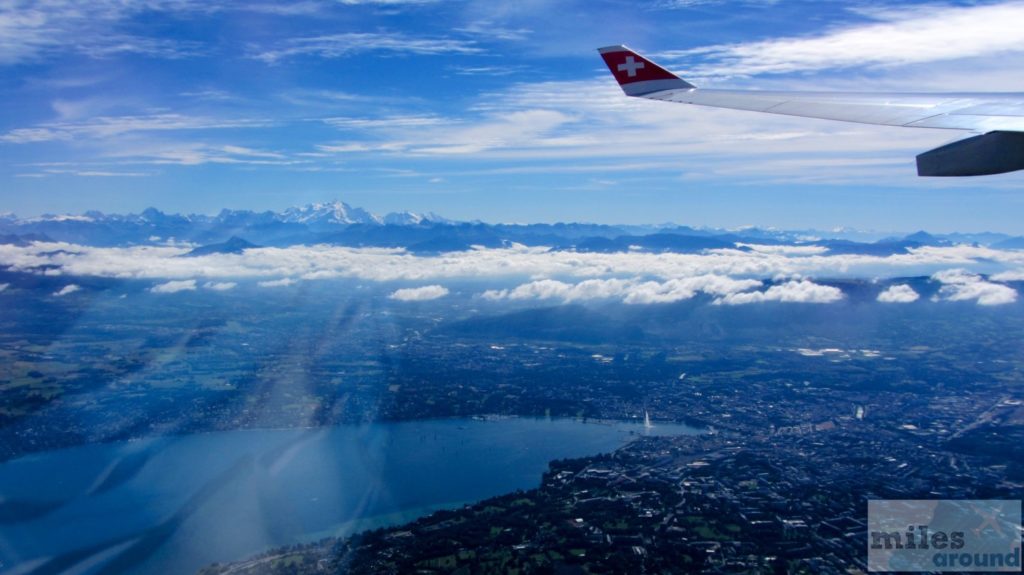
[598, 45, 694, 96]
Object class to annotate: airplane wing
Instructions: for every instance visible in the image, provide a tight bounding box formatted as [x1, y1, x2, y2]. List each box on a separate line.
[598, 45, 1024, 176]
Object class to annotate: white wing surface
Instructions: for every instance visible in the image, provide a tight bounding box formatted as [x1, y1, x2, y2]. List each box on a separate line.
[598, 45, 1024, 176]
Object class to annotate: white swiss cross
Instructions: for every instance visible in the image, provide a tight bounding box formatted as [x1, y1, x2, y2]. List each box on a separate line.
[617, 56, 645, 78]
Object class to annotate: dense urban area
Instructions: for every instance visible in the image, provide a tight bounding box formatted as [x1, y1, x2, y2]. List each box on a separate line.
[2, 266, 1022, 573]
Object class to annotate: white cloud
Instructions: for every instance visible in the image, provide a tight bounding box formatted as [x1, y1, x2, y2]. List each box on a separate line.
[992, 270, 1024, 282]
[449, 65, 526, 76]
[389, 284, 450, 301]
[714, 280, 844, 305]
[1, 115, 270, 145]
[482, 276, 763, 305]
[932, 269, 987, 285]
[318, 76, 957, 185]
[735, 243, 829, 256]
[323, 109, 579, 157]
[484, 279, 580, 302]
[150, 279, 197, 293]
[54, 170, 150, 177]
[258, 278, 296, 288]
[877, 284, 919, 303]
[111, 142, 299, 167]
[77, 34, 205, 60]
[653, 0, 732, 7]
[0, 128, 71, 144]
[251, 32, 481, 64]
[3, 242, 1024, 309]
[204, 281, 237, 291]
[623, 276, 762, 304]
[663, 2, 1024, 77]
[454, 20, 531, 42]
[53, 284, 81, 296]
[0, 1, 209, 65]
[0, 282, 8, 292]
[337, 0, 440, 4]
[931, 269, 1017, 306]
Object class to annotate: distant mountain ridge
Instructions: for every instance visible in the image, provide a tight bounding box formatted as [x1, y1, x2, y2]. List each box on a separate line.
[184, 236, 259, 257]
[1, 200, 1021, 255]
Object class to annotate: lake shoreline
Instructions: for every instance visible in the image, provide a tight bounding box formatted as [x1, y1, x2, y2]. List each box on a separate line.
[0, 412, 709, 464]
[0, 417, 702, 575]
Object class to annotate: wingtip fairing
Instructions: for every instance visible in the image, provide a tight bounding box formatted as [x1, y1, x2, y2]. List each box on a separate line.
[598, 45, 695, 96]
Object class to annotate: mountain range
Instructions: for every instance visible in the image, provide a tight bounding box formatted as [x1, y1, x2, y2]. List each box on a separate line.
[2, 200, 1022, 255]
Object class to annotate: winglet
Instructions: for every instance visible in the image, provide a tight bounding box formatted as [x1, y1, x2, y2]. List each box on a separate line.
[598, 45, 695, 96]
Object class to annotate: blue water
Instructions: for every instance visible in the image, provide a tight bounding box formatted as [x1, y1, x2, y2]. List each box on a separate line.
[0, 418, 700, 574]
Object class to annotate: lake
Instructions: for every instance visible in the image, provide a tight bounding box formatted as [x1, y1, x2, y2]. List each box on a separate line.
[0, 417, 700, 574]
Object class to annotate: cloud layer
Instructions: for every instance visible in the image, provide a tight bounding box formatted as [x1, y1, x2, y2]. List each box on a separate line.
[2, 240, 1021, 306]
[4, 241, 1022, 283]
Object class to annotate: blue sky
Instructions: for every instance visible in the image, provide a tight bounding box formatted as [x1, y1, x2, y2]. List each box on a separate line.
[3, 0, 1024, 232]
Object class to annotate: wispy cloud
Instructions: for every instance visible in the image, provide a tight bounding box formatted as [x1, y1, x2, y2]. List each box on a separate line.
[455, 20, 532, 42]
[1, 115, 271, 144]
[1, 128, 72, 144]
[0, 1, 210, 65]
[652, 0, 781, 8]
[319, 109, 583, 156]
[337, 0, 442, 4]
[113, 143, 299, 166]
[324, 116, 445, 129]
[76, 35, 206, 60]
[25, 168, 153, 178]
[449, 64, 526, 76]
[661, 2, 1024, 77]
[242, 2, 325, 16]
[251, 32, 482, 63]
[314, 77, 954, 184]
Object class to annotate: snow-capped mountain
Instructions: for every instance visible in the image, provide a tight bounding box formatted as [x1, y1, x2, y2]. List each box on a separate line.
[1, 200, 1019, 255]
[0, 201, 457, 247]
[382, 211, 451, 226]
[280, 201, 383, 227]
